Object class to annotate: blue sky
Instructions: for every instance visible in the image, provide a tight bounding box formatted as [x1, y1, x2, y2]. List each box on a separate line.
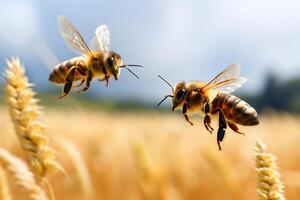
[1, 0, 300, 102]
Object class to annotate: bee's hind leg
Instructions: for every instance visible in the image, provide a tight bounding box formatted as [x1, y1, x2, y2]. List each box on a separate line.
[217, 110, 227, 151]
[77, 70, 93, 94]
[228, 121, 245, 136]
[59, 67, 76, 99]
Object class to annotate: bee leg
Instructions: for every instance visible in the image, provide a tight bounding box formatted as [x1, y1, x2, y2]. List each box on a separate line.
[204, 115, 213, 134]
[204, 102, 214, 134]
[228, 121, 245, 136]
[73, 79, 85, 88]
[99, 76, 109, 87]
[77, 70, 93, 94]
[217, 110, 227, 151]
[183, 103, 193, 126]
[102, 66, 109, 87]
[59, 67, 76, 99]
[105, 76, 109, 87]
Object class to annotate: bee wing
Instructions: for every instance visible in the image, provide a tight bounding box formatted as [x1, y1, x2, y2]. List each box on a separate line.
[90, 35, 99, 51]
[94, 24, 110, 52]
[57, 15, 94, 57]
[201, 64, 247, 93]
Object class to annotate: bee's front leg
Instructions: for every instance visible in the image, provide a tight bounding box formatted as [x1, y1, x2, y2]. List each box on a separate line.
[183, 103, 193, 126]
[217, 110, 227, 151]
[98, 76, 109, 87]
[77, 70, 93, 94]
[203, 102, 214, 134]
[104, 76, 109, 87]
[103, 66, 109, 87]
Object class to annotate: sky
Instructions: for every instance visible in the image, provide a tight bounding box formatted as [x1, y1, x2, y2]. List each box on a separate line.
[0, 0, 300, 103]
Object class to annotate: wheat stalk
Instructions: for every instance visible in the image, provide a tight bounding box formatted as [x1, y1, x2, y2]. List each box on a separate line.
[203, 148, 238, 191]
[60, 139, 94, 199]
[0, 165, 12, 200]
[131, 142, 167, 199]
[0, 148, 48, 200]
[255, 139, 286, 200]
[3, 57, 62, 179]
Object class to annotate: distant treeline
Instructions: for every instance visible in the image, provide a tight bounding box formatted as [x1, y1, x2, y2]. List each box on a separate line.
[1, 74, 300, 113]
[243, 74, 300, 113]
[27, 74, 300, 114]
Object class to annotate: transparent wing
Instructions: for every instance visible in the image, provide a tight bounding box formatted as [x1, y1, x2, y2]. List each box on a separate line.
[95, 25, 110, 52]
[90, 35, 99, 51]
[57, 15, 93, 57]
[201, 64, 247, 93]
[204, 77, 247, 93]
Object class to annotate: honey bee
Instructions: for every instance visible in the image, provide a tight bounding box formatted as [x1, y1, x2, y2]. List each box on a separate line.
[49, 16, 143, 98]
[157, 64, 259, 150]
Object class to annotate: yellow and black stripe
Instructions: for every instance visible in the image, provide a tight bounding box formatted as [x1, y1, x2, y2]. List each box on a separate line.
[212, 92, 259, 126]
[49, 58, 83, 84]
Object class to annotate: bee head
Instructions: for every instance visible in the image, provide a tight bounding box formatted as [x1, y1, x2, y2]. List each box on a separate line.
[107, 52, 122, 80]
[172, 82, 186, 111]
[107, 51, 143, 80]
[157, 75, 186, 111]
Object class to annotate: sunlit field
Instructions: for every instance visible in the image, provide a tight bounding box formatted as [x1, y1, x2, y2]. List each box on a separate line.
[2, 1, 300, 199]
[1, 106, 299, 200]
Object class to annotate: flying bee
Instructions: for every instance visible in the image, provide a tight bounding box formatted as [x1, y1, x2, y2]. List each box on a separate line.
[49, 16, 143, 98]
[157, 64, 259, 150]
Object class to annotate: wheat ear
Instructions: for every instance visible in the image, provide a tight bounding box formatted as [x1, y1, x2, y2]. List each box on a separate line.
[4, 57, 62, 179]
[0, 148, 48, 200]
[0, 165, 11, 200]
[255, 139, 286, 200]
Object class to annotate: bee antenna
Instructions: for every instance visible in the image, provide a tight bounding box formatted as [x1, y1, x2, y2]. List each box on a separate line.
[157, 95, 174, 107]
[119, 64, 144, 68]
[157, 75, 174, 93]
[123, 66, 140, 79]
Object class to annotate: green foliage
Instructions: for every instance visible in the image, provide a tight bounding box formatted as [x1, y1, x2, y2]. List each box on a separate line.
[243, 73, 300, 113]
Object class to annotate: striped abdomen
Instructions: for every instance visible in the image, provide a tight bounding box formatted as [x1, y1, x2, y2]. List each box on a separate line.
[49, 57, 86, 84]
[212, 93, 259, 126]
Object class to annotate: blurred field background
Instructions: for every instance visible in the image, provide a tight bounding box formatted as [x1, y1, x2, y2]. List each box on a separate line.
[1, 0, 300, 199]
[1, 106, 300, 199]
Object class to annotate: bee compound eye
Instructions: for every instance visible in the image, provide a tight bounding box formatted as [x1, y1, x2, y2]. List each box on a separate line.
[108, 57, 114, 67]
[176, 89, 186, 100]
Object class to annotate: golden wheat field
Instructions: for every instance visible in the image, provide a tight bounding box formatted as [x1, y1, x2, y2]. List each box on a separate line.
[1, 105, 300, 200]
[0, 59, 299, 200]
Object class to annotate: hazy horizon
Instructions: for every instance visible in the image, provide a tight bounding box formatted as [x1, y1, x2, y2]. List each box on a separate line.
[1, 0, 300, 102]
